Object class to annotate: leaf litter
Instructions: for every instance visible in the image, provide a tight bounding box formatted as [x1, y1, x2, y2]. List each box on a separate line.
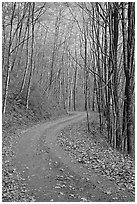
[3, 113, 135, 202]
[2, 126, 99, 202]
[2, 130, 36, 202]
[57, 119, 135, 197]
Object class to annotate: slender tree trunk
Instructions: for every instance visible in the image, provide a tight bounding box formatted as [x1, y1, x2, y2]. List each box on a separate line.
[26, 3, 35, 109]
[73, 59, 78, 111]
[113, 3, 121, 150]
[92, 82, 95, 111]
[84, 22, 90, 132]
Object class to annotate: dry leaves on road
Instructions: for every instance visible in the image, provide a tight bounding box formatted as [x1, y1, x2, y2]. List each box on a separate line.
[2, 131, 36, 202]
[57, 120, 135, 196]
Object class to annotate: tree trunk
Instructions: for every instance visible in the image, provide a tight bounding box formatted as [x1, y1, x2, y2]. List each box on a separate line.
[113, 3, 121, 150]
[84, 23, 90, 132]
[26, 3, 35, 109]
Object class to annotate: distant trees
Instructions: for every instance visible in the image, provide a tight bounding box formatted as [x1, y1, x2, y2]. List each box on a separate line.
[2, 2, 47, 113]
[2, 2, 17, 114]
[2, 2, 135, 155]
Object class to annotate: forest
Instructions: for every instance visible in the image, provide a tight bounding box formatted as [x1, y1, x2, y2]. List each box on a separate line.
[2, 2, 135, 155]
[2, 2, 135, 202]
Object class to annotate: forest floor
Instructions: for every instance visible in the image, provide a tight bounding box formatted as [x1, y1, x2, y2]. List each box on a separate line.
[2, 111, 135, 202]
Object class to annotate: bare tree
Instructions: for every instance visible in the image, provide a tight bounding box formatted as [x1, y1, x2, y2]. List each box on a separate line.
[26, 3, 35, 109]
[2, 3, 17, 114]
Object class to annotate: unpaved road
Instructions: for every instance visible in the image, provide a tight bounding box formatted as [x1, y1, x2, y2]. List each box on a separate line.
[14, 112, 134, 202]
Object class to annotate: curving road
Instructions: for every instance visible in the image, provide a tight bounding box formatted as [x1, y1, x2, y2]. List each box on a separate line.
[14, 112, 134, 202]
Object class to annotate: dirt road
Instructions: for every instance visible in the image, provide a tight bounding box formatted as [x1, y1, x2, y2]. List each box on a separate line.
[14, 112, 134, 202]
